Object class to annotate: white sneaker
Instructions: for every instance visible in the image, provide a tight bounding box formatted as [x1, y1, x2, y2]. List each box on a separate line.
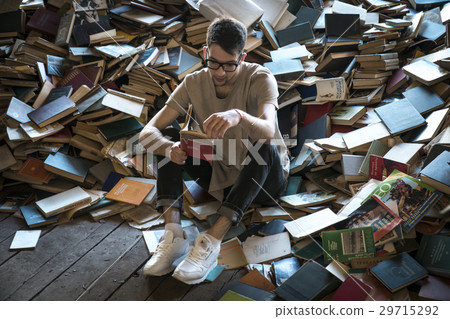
[172, 233, 220, 285]
[143, 230, 189, 276]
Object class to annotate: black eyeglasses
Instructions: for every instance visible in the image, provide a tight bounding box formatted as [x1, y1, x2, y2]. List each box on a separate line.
[205, 54, 243, 72]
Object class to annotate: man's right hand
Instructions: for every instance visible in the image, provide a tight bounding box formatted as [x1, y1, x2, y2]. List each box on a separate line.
[170, 141, 187, 165]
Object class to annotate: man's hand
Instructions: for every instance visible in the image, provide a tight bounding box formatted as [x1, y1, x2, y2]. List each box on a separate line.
[170, 141, 187, 165]
[203, 109, 241, 139]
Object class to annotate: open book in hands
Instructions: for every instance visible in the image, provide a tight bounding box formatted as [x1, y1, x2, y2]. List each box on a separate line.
[180, 104, 215, 162]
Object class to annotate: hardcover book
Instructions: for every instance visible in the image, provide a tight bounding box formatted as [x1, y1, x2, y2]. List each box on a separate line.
[17, 157, 53, 183]
[274, 260, 341, 301]
[35, 186, 92, 217]
[272, 256, 302, 286]
[97, 117, 144, 142]
[105, 178, 154, 206]
[369, 252, 427, 293]
[419, 150, 450, 195]
[26, 7, 61, 37]
[374, 98, 426, 135]
[27, 96, 76, 128]
[368, 155, 409, 181]
[416, 235, 450, 279]
[264, 59, 305, 81]
[20, 205, 58, 228]
[402, 85, 444, 115]
[322, 226, 376, 263]
[6, 97, 35, 123]
[363, 170, 442, 232]
[9, 230, 41, 250]
[44, 151, 92, 183]
[331, 275, 373, 301]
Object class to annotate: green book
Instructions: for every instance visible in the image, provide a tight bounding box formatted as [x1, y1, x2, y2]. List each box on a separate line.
[97, 117, 143, 141]
[322, 226, 376, 264]
[219, 290, 254, 301]
[359, 139, 390, 176]
[416, 234, 450, 279]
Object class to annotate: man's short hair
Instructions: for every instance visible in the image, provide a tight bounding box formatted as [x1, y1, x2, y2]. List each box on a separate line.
[206, 17, 247, 56]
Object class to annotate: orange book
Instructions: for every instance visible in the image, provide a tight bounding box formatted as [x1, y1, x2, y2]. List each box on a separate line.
[18, 157, 53, 183]
[105, 178, 154, 206]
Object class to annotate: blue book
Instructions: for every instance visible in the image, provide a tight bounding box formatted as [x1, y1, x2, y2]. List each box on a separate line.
[370, 252, 428, 293]
[102, 172, 125, 192]
[21, 205, 58, 228]
[205, 264, 228, 282]
[43, 152, 92, 183]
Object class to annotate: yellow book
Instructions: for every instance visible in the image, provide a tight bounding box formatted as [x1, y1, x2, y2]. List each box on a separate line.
[105, 178, 154, 206]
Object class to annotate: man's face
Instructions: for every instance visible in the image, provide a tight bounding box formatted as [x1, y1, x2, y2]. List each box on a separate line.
[206, 44, 242, 87]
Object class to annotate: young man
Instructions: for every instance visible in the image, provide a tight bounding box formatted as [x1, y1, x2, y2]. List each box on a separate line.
[139, 17, 289, 285]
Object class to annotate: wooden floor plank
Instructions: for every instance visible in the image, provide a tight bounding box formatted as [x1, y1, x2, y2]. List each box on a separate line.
[77, 234, 147, 301]
[107, 269, 169, 301]
[32, 218, 145, 301]
[0, 214, 26, 243]
[2, 216, 122, 301]
[146, 275, 193, 301]
[181, 268, 246, 301]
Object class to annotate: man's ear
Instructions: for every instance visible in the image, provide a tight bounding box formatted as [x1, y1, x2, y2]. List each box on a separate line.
[203, 46, 208, 60]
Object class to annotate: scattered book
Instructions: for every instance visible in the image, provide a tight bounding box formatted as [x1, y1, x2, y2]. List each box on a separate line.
[416, 234, 450, 279]
[322, 226, 376, 263]
[35, 186, 92, 218]
[9, 230, 41, 250]
[419, 151, 450, 195]
[280, 191, 336, 208]
[105, 178, 154, 206]
[370, 252, 428, 293]
[20, 205, 58, 228]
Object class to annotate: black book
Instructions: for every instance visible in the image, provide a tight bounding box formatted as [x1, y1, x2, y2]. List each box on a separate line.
[275, 260, 341, 301]
[293, 6, 321, 27]
[374, 98, 426, 135]
[0, 9, 25, 35]
[97, 117, 144, 142]
[325, 13, 361, 37]
[44, 86, 73, 104]
[276, 22, 314, 47]
[72, 20, 112, 46]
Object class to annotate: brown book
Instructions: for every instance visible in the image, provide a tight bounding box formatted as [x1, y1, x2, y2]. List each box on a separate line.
[27, 96, 76, 128]
[18, 157, 53, 183]
[239, 268, 276, 292]
[105, 178, 154, 206]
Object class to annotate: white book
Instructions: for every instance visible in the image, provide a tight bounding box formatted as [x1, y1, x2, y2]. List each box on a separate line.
[35, 186, 92, 217]
[383, 142, 424, 164]
[101, 89, 145, 118]
[252, 0, 288, 28]
[10, 230, 41, 250]
[242, 232, 291, 264]
[284, 208, 347, 239]
[332, 0, 367, 22]
[187, 201, 221, 220]
[316, 77, 348, 101]
[198, 0, 264, 29]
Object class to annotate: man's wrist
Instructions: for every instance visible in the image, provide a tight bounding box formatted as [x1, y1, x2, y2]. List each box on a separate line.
[233, 108, 244, 124]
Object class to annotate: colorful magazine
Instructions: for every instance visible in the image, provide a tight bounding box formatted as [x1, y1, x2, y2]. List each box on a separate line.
[363, 170, 442, 232]
[346, 195, 403, 242]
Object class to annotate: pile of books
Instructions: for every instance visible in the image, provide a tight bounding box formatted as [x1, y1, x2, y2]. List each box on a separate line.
[0, 0, 449, 301]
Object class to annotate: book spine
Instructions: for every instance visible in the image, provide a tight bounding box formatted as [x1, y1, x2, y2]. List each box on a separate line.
[402, 191, 443, 232]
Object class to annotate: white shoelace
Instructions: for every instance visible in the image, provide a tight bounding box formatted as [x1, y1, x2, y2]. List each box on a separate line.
[188, 246, 210, 264]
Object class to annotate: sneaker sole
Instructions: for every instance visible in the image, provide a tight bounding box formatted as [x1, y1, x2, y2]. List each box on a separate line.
[143, 250, 189, 277]
[172, 260, 219, 285]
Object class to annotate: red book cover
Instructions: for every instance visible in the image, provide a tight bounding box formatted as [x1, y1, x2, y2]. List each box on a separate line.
[180, 136, 215, 163]
[386, 68, 407, 95]
[302, 102, 333, 126]
[368, 154, 409, 181]
[26, 7, 61, 37]
[58, 68, 95, 91]
[331, 275, 373, 301]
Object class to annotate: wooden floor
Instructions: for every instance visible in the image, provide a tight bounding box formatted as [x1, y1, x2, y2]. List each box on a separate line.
[0, 212, 246, 301]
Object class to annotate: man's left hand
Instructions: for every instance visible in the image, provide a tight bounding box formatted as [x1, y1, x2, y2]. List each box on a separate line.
[203, 109, 241, 139]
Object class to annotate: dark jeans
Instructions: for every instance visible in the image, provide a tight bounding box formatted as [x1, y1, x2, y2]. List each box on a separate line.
[156, 128, 287, 225]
